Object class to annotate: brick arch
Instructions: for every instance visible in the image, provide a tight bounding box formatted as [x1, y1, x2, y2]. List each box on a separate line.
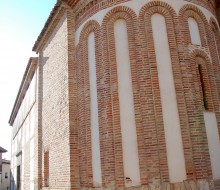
[101, 6, 146, 188]
[79, 20, 101, 43]
[192, 18, 220, 140]
[179, 4, 209, 24]
[179, 4, 209, 46]
[139, 1, 178, 19]
[138, 1, 195, 182]
[208, 16, 220, 71]
[190, 49, 211, 61]
[75, 0, 133, 29]
[184, 0, 216, 15]
[209, 16, 220, 103]
[190, 49, 214, 76]
[102, 6, 138, 26]
[76, 19, 103, 188]
[188, 49, 214, 179]
[176, 4, 215, 180]
[209, 17, 220, 32]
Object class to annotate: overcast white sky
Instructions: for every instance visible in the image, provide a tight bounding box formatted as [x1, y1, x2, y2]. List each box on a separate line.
[0, 0, 56, 159]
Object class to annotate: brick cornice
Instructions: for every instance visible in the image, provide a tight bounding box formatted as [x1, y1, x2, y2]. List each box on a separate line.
[33, 0, 220, 53]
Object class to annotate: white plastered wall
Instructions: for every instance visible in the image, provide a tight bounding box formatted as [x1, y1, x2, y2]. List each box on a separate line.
[75, 0, 219, 184]
[88, 32, 102, 186]
[114, 19, 141, 187]
[188, 17, 202, 45]
[151, 13, 186, 183]
[204, 112, 220, 180]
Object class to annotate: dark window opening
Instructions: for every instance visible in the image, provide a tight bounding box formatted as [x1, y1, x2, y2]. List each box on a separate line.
[17, 165, 21, 190]
[198, 64, 208, 110]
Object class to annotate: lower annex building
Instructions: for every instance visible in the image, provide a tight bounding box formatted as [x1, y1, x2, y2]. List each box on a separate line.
[9, 0, 220, 189]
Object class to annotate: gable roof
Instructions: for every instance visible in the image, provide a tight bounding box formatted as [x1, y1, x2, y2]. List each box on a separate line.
[0, 146, 7, 153]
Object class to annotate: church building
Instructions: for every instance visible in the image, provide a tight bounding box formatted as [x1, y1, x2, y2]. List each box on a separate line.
[9, 0, 220, 189]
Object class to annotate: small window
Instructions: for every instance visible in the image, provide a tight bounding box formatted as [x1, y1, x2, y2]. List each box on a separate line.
[5, 172, 8, 179]
[198, 64, 208, 110]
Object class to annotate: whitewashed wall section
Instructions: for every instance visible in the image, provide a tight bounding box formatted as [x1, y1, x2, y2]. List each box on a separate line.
[114, 19, 141, 187]
[88, 32, 102, 186]
[151, 13, 186, 183]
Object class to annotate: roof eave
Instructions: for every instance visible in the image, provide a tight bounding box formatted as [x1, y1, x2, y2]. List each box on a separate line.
[8, 57, 38, 126]
[32, 1, 70, 53]
[0, 146, 7, 153]
[62, 0, 80, 8]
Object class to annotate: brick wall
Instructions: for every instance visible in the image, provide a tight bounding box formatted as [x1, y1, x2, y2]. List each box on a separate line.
[184, 0, 216, 15]
[38, 12, 72, 189]
[29, 0, 220, 189]
[73, 0, 220, 189]
[216, 7, 220, 23]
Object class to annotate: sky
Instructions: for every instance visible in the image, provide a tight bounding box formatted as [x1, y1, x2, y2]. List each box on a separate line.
[0, 0, 56, 159]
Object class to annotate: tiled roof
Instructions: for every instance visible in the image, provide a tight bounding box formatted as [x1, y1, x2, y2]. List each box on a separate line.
[0, 146, 7, 153]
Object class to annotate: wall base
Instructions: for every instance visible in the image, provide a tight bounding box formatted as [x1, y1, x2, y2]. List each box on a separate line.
[79, 179, 219, 190]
